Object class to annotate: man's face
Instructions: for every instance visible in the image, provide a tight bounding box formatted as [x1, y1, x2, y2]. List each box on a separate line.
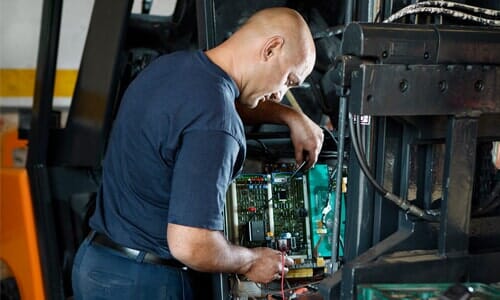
[240, 48, 314, 108]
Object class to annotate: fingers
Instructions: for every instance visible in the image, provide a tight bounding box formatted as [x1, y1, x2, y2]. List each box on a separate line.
[276, 253, 293, 275]
[277, 262, 290, 273]
[303, 153, 316, 170]
[272, 267, 287, 281]
[295, 149, 317, 170]
[294, 147, 305, 168]
[245, 248, 295, 283]
[288, 111, 324, 170]
[294, 133, 324, 170]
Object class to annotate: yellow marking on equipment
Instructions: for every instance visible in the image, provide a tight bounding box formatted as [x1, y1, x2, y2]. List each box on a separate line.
[286, 268, 313, 278]
[0, 69, 77, 97]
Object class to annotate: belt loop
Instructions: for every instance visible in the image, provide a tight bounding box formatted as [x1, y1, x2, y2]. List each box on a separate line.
[136, 251, 146, 263]
[85, 230, 97, 245]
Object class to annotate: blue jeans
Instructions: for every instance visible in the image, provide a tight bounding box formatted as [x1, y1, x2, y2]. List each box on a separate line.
[72, 232, 194, 300]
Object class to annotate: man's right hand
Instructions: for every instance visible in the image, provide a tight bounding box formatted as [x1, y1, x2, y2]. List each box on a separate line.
[243, 247, 294, 283]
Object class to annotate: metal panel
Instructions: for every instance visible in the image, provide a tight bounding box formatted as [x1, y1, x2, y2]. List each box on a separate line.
[342, 23, 500, 64]
[342, 23, 438, 64]
[350, 64, 500, 116]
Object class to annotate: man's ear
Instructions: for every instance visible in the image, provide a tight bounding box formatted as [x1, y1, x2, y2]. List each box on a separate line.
[262, 36, 284, 61]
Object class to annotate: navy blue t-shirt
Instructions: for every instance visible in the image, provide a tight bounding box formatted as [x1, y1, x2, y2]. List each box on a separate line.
[90, 50, 246, 259]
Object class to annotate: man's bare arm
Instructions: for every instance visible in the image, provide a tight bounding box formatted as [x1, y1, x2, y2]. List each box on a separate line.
[167, 223, 293, 283]
[236, 101, 324, 169]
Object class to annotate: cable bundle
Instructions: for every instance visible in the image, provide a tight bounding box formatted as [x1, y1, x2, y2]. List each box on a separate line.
[383, 1, 500, 25]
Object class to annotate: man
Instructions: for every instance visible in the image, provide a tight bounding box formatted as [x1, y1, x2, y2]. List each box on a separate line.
[72, 7, 323, 299]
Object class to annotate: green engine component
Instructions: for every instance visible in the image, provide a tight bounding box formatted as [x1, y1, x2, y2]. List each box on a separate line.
[307, 164, 346, 258]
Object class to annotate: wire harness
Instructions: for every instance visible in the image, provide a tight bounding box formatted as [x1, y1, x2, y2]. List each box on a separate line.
[383, 1, 500, 25]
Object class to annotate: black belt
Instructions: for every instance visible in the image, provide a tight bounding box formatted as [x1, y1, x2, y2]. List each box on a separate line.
[91, 231, 187, 270]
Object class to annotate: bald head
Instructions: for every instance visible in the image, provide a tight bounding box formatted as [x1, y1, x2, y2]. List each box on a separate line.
[241, 7, 309, 36]
[236, 7, 315, 64]
[206, 7, 316, 108]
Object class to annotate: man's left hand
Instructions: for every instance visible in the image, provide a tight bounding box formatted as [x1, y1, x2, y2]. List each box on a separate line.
[288, 112, 324, 170]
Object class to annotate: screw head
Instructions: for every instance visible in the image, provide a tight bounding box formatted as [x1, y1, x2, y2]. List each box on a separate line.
[399, 79, 409, 93]
[438, 80, 447, 93]
[474, 80, 484, 92]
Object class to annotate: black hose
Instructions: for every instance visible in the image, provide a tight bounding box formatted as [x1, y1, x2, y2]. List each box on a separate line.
[348, 114, 386, 195]
[348, 113, 439, 222]
[355, 115, 366, 159]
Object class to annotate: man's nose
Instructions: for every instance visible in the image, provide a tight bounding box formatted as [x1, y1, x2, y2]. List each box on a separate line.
[270, 92, 281, 102]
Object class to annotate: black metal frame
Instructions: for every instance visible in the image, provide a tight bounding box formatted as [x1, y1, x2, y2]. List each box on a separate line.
[28, 0, 137, 298]
[56, 0, 133, 167]
[320, 22, 500, 299]
[27, 0, 65, 298]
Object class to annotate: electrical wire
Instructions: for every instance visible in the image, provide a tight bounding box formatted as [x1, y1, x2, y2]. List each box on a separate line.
[329, 166, 338, 188]
[281, 252, 286, 300]
[384, 5, 500, 25]
[322, 127, 343, 186]
[395, 1, 500, 18]
[321, 126, 343, 184]
[387, 7, 500, 25]
[321, 126, 339, 147]
[348, 113, 440, 221]
[253, 139, 273, 158]
[266, 280, 323, 299]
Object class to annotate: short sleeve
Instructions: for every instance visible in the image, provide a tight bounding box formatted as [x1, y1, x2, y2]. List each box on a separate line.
[168, 130, 243, 230]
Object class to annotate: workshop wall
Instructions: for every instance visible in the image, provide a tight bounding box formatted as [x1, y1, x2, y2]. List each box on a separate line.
[0, 0, 176, 165]
[1, 0, 176, 108]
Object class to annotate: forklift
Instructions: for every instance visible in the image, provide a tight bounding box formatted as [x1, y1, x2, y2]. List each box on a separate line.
[1, 0, 500, 299]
